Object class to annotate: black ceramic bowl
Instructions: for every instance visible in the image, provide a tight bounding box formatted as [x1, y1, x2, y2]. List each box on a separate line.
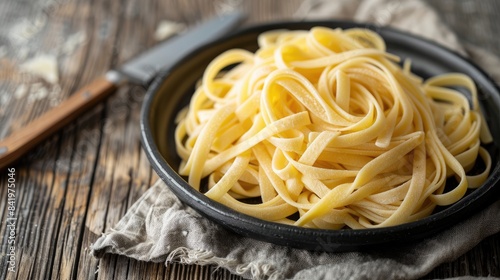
[140, 21, 500, 252]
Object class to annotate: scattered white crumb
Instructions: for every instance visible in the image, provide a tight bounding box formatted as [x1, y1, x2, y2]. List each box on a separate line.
[61, 31, 87, 54]
[20, 54, 59, 84]
[14, 84, 28, 99]
[27, 83, 48, 103]
[27, 85, 49, 103]
[182, 230, 188, 236]
[35, 87, 48, 99]
[215, 0, 243, 15]
[154, 20, 185, 41]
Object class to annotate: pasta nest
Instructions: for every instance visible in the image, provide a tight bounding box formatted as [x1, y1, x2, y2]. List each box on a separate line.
[174, 27, 492, 229]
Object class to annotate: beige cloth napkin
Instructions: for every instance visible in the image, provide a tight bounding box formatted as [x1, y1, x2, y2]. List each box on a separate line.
[91, 0, 500, 279]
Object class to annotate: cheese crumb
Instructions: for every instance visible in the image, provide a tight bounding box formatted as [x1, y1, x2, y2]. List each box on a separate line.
[154, 20, 185, 41]
[20, 54, 59, 84]
[14, 84, 28, 99]
[62, 31, 87, 54]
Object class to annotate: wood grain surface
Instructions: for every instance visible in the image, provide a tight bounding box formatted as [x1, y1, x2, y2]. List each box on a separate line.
[0, 0, 499, 279]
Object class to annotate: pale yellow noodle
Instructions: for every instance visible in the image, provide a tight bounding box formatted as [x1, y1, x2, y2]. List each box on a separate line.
[174, 27, 492, 229]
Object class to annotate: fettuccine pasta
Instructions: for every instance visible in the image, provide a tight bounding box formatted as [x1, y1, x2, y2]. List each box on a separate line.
[174, 27, 492, 229]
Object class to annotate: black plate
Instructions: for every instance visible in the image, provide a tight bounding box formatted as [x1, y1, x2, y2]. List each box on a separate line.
[140, 21, 500, 252]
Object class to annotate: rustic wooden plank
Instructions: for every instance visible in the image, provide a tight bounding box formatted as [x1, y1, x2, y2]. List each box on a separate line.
[0, 0, 121, 276]
[0, 162, 59, 280]
[0, 126, 76, 280]
[132, 260, 166, 280]
[36, 0, 122, 278]
[64, 0, 173, 279]
[71, 0, 161, 279]
[1, 0, 499, 280]
[49, 108, 104, 280]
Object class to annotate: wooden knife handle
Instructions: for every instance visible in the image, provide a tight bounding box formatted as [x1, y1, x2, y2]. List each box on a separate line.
[0, 76, 118, 169]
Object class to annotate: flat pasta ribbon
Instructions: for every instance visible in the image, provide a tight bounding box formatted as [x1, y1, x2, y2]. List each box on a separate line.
[174, 27, 492, 229]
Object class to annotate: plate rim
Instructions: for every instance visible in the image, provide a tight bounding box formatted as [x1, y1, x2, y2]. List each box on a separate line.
[140, 20, 500, 251]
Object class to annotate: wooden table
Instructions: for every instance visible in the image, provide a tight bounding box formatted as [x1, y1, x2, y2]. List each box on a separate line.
[1, 0, 499, 279]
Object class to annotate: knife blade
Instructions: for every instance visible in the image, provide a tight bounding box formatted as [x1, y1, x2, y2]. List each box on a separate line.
[0, 12, 245, 169]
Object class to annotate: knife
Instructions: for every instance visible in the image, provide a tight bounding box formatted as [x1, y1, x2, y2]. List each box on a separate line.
[0, 12, 245, 169]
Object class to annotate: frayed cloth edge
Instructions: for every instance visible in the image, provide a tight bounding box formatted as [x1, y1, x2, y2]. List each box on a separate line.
[166, 247, 284, 280]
